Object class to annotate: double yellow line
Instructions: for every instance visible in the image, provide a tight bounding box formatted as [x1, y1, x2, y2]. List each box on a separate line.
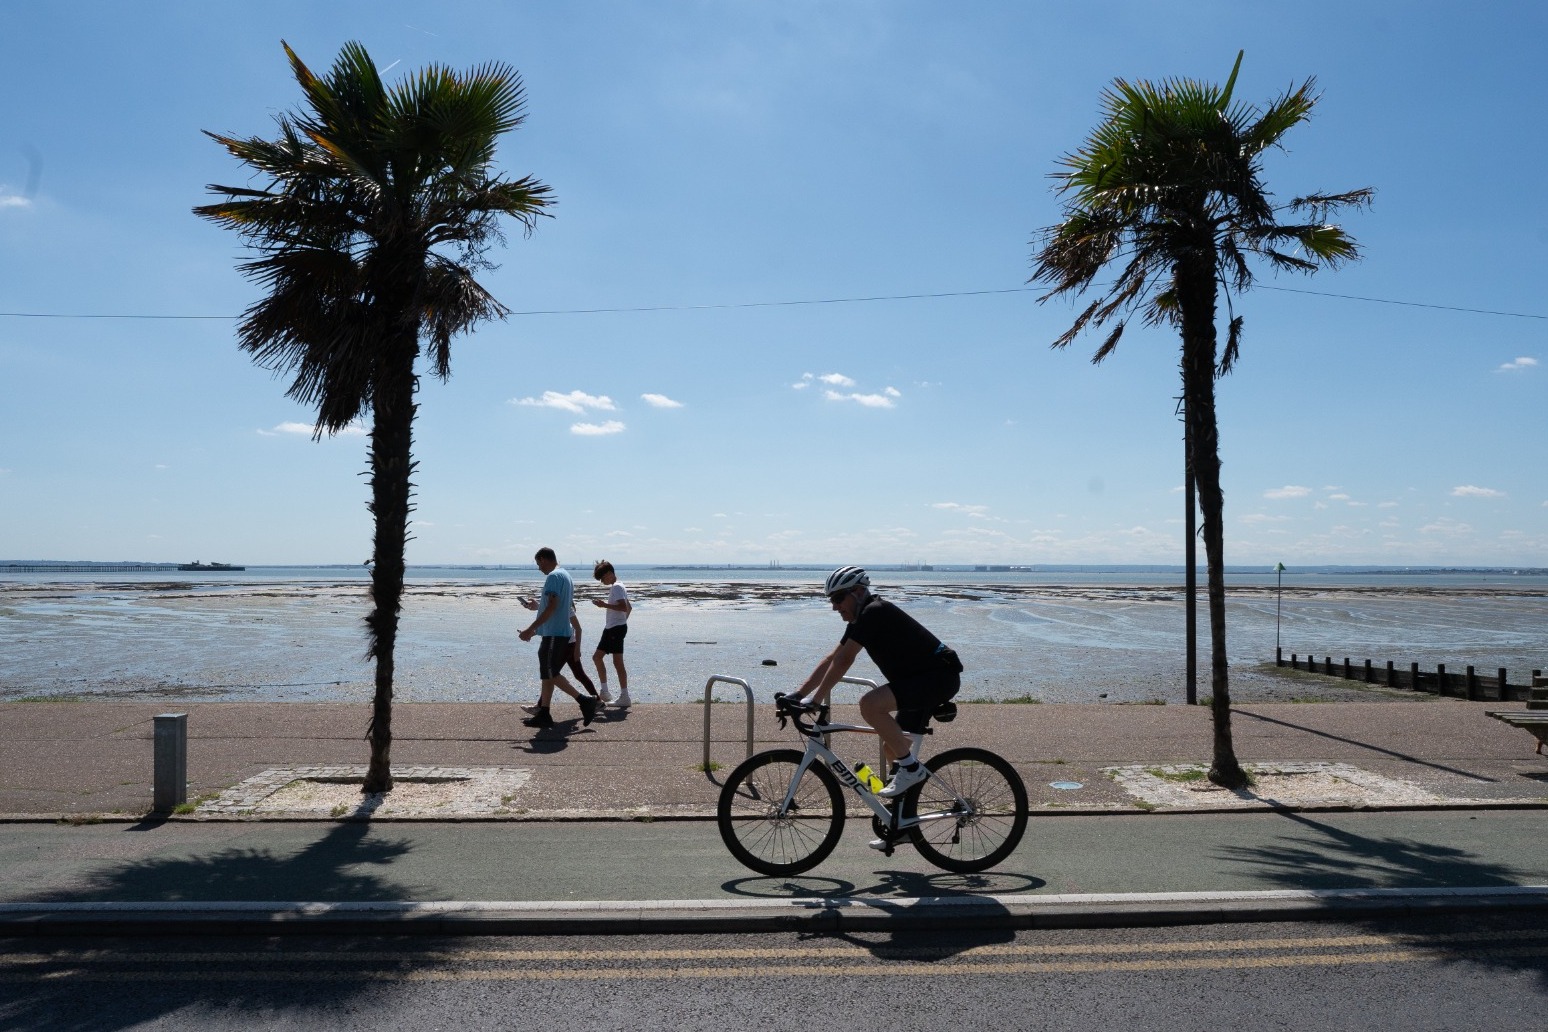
[5, 930, 1546, 983]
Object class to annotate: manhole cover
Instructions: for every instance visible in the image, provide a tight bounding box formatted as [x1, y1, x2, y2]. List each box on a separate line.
[1049, 781, 1084, 791]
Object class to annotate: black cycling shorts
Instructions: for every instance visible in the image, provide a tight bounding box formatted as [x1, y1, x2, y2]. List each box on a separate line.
[889, 669, 961, 732]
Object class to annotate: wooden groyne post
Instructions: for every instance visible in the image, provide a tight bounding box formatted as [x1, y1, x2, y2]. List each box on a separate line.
[1279, 652, 1537, 702]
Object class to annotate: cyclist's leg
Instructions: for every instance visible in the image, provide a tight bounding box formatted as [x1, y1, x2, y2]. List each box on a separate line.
[858, 685, 912, 761]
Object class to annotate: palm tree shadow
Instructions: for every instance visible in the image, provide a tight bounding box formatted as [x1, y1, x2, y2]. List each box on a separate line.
[1217, 810, 1530, 890]
[25, 821, 423, 904]
[1, 823, 448, 1031]
[1218, 811, 1548, 987]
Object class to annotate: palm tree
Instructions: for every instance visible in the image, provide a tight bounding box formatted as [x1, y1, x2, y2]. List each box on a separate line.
[195, 41, 554, 794]
[1030, 52, 1370, 788]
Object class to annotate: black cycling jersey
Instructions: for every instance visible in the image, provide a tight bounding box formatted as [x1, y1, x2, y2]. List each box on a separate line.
[840, 595, 953, 684]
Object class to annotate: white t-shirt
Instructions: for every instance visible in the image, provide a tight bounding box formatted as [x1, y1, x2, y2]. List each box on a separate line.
[604, 582, 629, 628]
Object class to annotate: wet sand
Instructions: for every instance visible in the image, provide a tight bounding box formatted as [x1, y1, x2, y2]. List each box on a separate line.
[2, 579, 1544, 706]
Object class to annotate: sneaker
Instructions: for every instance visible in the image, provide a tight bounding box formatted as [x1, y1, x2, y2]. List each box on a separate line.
[578, 695, 599, 726]
[519, 703, 542, 715]
[615, 690, 632, 709]
[867, 837, 889, 852]
[522, 709, 554, 729]
[877, 761, 927, 798]
[598, 685, 613, 704]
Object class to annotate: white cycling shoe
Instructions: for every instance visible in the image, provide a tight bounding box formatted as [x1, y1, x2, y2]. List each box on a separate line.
[877, 761, 927, 798]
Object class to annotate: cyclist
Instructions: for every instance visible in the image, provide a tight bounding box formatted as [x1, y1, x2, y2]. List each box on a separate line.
[789, 566, 963, 799]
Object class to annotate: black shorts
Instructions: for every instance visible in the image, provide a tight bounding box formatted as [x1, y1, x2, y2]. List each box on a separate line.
[889, 669, 961, 733]
[538, 636, 570, 680]
[597, 624, 628, 654]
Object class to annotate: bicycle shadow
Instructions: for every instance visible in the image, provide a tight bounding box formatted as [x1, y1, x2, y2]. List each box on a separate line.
[721, 868, 1043, 900]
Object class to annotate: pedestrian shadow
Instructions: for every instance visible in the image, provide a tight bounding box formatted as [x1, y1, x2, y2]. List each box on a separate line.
[2, 822, 452, 1031]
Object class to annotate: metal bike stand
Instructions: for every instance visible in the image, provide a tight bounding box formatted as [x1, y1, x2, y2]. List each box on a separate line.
[702, 675, 755, 770]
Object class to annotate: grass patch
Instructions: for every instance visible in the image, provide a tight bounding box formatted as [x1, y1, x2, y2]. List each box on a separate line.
[694, 760, 723, 773]
[1145, 766, 1208, 783]
[964, 694, 1042, 704]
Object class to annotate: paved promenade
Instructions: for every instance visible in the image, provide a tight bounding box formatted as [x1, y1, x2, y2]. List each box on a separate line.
[2, 698, 1545, 818]
[2, 698, 1545, 933]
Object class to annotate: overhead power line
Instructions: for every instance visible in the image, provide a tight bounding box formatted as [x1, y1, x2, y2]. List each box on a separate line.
[0, 285, 1542, 321]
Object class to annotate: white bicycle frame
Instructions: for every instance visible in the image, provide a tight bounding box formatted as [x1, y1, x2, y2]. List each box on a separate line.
[783, 715, 972, 833]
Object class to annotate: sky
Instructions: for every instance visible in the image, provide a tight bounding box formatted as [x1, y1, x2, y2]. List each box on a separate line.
[1, 1, 1544, 568]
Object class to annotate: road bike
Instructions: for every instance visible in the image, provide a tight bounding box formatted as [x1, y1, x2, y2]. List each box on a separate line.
[716, 692, 1028, 876]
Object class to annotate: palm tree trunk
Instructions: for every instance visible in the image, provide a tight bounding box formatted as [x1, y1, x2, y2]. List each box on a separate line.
[361, 334, 418, 796]
[1177, 255, 1248, 790]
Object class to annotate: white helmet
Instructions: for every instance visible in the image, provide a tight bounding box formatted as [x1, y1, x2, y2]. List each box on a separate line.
[824, 565, 870, 596]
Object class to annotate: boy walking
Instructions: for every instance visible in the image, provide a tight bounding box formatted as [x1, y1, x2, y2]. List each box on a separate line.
[591, 560, 632, 708]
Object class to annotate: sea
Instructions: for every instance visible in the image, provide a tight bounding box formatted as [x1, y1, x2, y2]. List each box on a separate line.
[2, 565, 1545, 705]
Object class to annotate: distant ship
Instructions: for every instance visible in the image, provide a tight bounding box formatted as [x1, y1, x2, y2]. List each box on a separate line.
[177, 561, 246, 571]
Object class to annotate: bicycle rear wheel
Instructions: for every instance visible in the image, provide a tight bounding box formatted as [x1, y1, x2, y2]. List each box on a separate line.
[902, 747, 1027, 873]
[717, 749, 846, 876]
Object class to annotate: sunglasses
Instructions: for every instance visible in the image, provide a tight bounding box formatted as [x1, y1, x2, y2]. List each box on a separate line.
[828, 590, 851, 606]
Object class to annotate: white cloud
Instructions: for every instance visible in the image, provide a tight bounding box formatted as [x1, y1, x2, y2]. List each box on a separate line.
[570, 420, 625, 436]
[818, 373, 856, 387]
[1451, 485, 1506, 499]
[793, 373, 814, 390]
[0, 191, 30, 209]
[1241, 513, 1292, 524]
[641, 393, 684, 409]
[884, 386, 901, 397]
[1498, 357, 1538, 372]
[1264, 485, 1312, 500]
[513, 390, 616, 414]
[259, 421, 365, 437]
[1420, 518, 1474, 536]
[933, 502, 989, 517]
[1329, 493, 1350, 501]
[824, 390, 896, 408]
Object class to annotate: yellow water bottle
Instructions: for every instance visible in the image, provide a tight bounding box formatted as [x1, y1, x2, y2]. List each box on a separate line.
[854, 763, 884, 793]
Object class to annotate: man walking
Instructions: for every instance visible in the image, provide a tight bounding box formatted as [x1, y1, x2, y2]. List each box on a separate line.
[517, 547, 599, 729]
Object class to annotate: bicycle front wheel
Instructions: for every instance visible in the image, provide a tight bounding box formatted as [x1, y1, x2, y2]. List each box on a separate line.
[902, 747, 1027, 873]
[717, 749, 846, 876]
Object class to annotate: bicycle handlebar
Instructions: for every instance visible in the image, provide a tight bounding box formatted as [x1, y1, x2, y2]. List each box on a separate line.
[773, 692, 828, 734]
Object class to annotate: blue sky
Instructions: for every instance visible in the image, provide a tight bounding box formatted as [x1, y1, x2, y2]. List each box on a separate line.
[1, 1, 1544, 567]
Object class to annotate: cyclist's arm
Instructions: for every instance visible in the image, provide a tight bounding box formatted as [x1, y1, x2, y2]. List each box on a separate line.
[795, 638, 863, 705]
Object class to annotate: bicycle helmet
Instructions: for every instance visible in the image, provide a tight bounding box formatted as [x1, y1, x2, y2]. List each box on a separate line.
[824, 565, 870, 596]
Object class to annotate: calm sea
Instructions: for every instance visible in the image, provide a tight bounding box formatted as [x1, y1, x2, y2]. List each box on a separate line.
[3, 565, 1545, 705]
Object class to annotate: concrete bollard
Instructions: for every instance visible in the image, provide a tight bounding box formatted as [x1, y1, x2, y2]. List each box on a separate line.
[153, 713, 188, 813]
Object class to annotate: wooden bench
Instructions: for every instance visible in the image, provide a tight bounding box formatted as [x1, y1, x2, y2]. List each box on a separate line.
[1488, 711, 1548, 754]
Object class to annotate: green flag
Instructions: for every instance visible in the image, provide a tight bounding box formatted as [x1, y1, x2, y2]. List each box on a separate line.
[1275, 562, 1286, 573]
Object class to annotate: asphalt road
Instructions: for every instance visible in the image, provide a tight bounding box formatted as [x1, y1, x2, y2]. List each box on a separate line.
[5, 910, 1546, 1031]
[5, 810, 1548, 905]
